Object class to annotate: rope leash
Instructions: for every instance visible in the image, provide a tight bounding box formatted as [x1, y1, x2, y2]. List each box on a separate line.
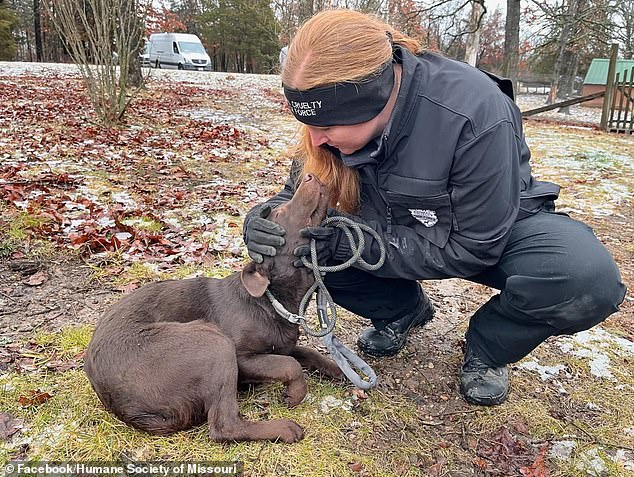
[267, 215, 386, 390]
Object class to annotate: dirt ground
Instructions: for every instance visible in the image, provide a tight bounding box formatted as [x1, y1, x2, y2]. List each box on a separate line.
[1, 63, 633, 476]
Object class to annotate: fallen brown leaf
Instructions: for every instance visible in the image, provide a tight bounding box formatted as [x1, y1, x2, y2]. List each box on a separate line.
[520, 445, 550, 477]
[22, 271, 48, 286]
[18, 389, 53, 407]
[45, 359, 81, 372]
[0, 412, 24, 440]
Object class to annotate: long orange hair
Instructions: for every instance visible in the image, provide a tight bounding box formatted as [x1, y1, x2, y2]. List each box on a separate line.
[282, 9, 422, 213]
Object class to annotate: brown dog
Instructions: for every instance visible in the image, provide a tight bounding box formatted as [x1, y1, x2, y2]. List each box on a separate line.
[84, 174, 343, 442]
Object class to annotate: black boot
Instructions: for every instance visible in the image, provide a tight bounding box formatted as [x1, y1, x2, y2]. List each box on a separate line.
[357, 290, 435, 357]
[459, 343, 509, 406]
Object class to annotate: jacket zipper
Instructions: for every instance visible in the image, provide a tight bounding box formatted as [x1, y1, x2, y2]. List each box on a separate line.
[380, 134, 392, 237]
[360, 136, 392, 238]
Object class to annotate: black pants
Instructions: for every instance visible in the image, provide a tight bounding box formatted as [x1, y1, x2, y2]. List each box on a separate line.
[323, 211, 627, 366]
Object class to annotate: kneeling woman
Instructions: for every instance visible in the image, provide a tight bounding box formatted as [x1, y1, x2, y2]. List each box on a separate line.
[243, 9, 626, 406]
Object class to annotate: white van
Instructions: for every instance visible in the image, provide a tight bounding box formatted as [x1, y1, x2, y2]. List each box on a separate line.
[148, 33, 212, 71]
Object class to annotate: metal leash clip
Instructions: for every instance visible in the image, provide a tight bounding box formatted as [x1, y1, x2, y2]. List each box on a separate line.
[317, 288, 378, 390]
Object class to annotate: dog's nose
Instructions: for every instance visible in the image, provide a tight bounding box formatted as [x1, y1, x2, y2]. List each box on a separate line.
[303, 174, 314, 182]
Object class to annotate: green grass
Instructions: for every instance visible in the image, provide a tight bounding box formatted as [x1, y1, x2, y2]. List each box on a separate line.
[3, 320, 633, 476]
[0, 327, 434, 475]
[88, 260, 236, 288]
[33, 326, 93, 359]
[119, 217, 163, 234]
[470, 344, 634, 477]
[0, 209, 56, 258]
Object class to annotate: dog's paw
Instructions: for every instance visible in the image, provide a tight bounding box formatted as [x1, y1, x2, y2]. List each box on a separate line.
[273, 418, 304, 443]
[320, 361, 345, 381]
[284, 379, 308, 407]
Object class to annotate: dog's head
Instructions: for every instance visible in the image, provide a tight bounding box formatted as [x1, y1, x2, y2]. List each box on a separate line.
[241, 174, 330, 297]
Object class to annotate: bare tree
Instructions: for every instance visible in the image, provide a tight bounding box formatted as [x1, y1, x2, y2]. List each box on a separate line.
[409, 0, 485, 56]
[43, 0, 149, 124]
[550, 0, 583, 109]
[478, 6, 505, 71]
[612, 0, 634, 58]
[464, 0, 485, 65]
[528, 0, 614, 109]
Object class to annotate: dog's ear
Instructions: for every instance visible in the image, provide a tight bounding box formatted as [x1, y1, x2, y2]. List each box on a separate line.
[240, 262, 270, 297]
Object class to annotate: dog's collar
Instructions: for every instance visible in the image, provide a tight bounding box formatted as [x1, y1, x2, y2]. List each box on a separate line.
[265, 290, 303, 324]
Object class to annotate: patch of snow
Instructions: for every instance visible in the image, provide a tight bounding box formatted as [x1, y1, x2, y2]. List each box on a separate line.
[573, 349, 614, 380]
[25, 423, 68, 453]
[518, 359, 567, 381]
[0, 61, 82, 77]
[549, 440, 576, 460]
[96, 217, 115, 228]
[64, 201, 88, 211]
[612, 449, 634, 472]
[557, 327, 634, 380]
[517, 94, 603, 125]
[111, 191, 137, 208]
[193, 215, 215, 226]
[575, 448, 609, 477]
[318, 395, 355, 414]
[163, 217, 182, 229]
[553, 380, 568, 394]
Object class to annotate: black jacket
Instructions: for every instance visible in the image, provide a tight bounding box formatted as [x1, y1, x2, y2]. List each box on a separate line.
[247, 48, 560, 280]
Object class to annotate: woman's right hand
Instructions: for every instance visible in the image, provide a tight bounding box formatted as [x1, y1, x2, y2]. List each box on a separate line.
[244, 205, 286, 263]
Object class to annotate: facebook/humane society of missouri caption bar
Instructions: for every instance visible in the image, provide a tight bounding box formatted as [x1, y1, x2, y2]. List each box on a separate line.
[3, 461, 244, 476]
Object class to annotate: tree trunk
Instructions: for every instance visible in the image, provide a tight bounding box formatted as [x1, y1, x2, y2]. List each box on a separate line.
[464, 0, 483, 66]
[128, 54, 142, 88]
[502, 0, 520, 94]
[26, 30, 33, 62]
[557, 49, 578, 113]
[127, 7, 144, 88]
[550, 0, 581, 105]
[33, 0, 43, 61]
[625, 5, 634, 59]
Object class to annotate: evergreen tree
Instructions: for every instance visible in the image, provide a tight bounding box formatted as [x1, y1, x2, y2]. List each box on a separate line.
[199, 0, 279, 73]
[0, 1, 17, 60]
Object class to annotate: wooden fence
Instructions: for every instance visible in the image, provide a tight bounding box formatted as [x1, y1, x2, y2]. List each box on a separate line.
[606, 66, 634, 133]
[521, 44, 633, 134]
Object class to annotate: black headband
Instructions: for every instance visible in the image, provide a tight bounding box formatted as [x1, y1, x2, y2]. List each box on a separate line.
[283, 61, 395, 127]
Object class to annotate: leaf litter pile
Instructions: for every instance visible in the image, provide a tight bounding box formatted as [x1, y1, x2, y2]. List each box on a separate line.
[1, 64, 633, 476]
[0, 72, 287, 265]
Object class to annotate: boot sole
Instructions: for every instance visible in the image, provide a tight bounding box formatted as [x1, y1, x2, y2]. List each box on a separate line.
[459, 370, 510, 406]
[461, 388, 509, 406]
[357, 341, 402, 357]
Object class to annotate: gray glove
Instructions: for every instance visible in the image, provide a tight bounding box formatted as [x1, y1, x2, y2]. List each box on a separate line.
[293, 226, 337, 267]
[293, 208, 353, 267]
[244, 204, 286, 263]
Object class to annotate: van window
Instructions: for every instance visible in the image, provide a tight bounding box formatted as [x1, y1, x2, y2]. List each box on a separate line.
[173, 42, 179, 54]
[178, 42, 206, 54]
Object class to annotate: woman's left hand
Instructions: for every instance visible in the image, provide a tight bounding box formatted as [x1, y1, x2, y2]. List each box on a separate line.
[293, 226, 337, 267]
